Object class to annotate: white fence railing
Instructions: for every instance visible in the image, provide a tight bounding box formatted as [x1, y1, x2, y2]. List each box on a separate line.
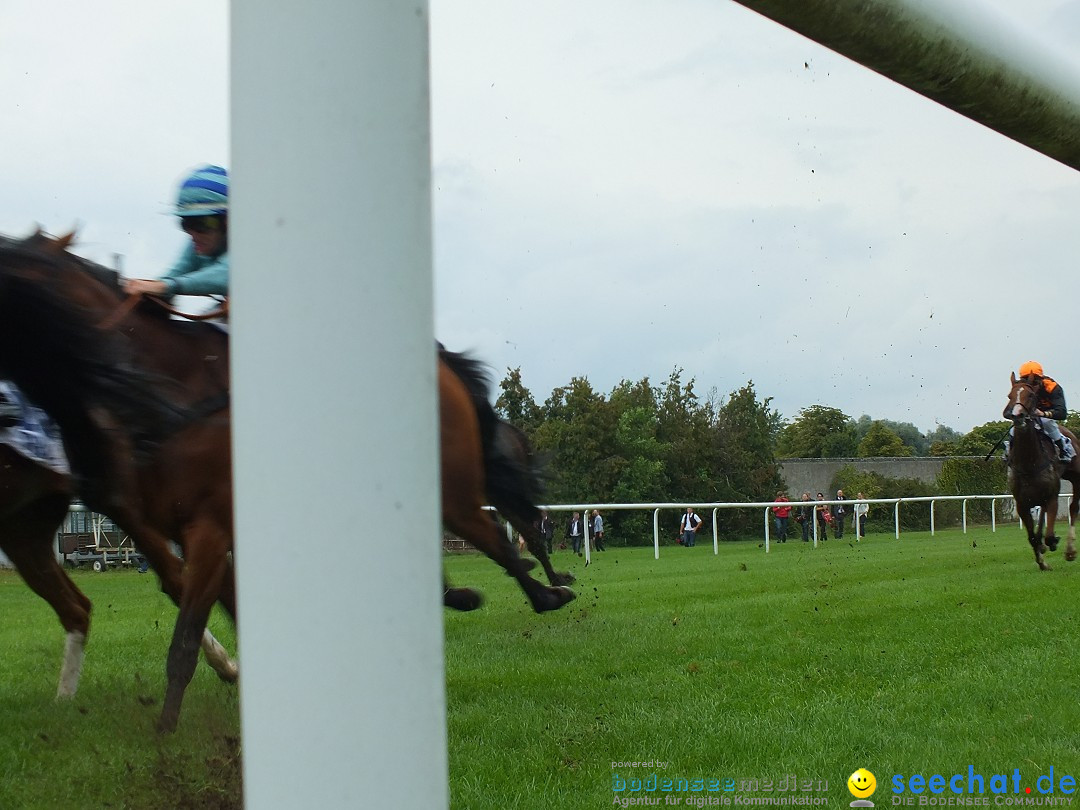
[493, 494, 1053, 560]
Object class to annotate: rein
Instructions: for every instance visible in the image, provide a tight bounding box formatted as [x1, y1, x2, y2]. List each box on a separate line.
[99, 293, 228, 330]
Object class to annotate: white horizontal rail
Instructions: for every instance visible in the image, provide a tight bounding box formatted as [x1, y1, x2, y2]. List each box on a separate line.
[480, 494, 1042, 558]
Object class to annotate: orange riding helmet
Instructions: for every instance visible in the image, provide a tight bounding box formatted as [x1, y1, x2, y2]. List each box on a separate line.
[1019, 360, 1044, 378]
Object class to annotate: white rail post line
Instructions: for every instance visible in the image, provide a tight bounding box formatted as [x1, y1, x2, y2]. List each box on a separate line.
[894, 501, 901, 540]
[231, 2, 447, 808]
[712, 508, 719, 554]
[763, 507, 770, 553]
[992, 498, 997, 532]
[653, 508, 661, 560]
[730, 0, 1080, 172]
[584, 510, 592, 565]
[962, 500, 968, 534]
[930, 500, 936, 537]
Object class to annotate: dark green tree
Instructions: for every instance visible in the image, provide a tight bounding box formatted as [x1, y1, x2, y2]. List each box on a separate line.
[776, 405, 857, 458]
[857, 422, 913, 457]
[714, 382, 783, 503]
[495, 367, 540, 431]
[956, 421, 1011, 456]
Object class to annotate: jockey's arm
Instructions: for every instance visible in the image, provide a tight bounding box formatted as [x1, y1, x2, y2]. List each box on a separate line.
[1043, 386, 1068, 420]
[162, 254, 229, 297]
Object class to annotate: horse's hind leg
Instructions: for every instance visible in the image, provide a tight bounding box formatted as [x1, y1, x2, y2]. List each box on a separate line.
[158, 516, 230, 733]
[1, 494, 92, 697]
[1045, 500, 1062, 552]
[1066, 490, 1079, 563]
[447, 509, 574, 613]
[512, 516, 575, 587]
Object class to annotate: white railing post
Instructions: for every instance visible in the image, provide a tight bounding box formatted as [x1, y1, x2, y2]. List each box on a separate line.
[584, 510, 592, 565]
[231, 3, 446, 807]
[653, 508, 660, 560]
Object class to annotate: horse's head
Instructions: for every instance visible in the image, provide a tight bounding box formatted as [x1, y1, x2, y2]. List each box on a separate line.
[1005, 371, 1039, 425]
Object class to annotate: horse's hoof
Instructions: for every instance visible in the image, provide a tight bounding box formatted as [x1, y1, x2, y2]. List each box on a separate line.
[156, 711, 179, 734]
[1067, 549, 1077, 562]
[444, 587, 483, 611]
[551, 571, 576, 586]
[1046, 535, 1061, 552]
[532, 585, 576, 613]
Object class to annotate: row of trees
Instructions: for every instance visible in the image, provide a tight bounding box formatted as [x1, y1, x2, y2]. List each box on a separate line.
[494, 368, 1032, 543]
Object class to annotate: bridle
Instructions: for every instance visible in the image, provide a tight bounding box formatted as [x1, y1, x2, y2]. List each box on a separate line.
[1008, 379, 1038, 423]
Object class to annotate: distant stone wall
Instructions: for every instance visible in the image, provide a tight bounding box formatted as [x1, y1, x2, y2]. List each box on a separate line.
[778, 456, 1074, 498]
[778, 457, 952, 497]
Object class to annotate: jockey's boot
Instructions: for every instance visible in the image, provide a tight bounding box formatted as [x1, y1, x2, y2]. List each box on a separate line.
[1002, 441, 1009, 463]
[0, 392, 17, 429]
[1057, 437, 1075, 464]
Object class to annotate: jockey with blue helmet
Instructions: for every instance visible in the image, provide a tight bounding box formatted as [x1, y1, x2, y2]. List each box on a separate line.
[124, 165, 229, 298]
[1009, 361, 1075, 463]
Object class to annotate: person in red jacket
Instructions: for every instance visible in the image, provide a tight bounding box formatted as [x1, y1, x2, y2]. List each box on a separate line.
[771, 492, 792, 543]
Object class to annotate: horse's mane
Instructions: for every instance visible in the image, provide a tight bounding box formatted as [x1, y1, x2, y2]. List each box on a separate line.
[0, 233, 188, 469]
[439, 345, 545, 511]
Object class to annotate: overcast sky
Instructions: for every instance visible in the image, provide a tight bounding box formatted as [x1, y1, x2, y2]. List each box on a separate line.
[3, 1, 1079, 436]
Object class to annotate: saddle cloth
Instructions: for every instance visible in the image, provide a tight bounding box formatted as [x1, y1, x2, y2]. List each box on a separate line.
[0, 380, 70, 476]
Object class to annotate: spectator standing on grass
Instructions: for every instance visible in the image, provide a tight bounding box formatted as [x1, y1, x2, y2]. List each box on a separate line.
[680, 506, 702, 547]
[854, 493, 869, 538]
[815, 492, 830, 541]
[567, 511, 584, 556]
[832, 489, 847, 540]
[536, 510, 555, 554]
[591, 509, 606, 551]
[798, 492, 813, 542]
[772, 492, 792, 542]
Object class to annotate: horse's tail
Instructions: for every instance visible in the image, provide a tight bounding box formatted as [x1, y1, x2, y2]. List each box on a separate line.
[438, 347, 545, 520]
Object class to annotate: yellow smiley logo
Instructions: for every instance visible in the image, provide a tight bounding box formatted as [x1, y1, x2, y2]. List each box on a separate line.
[848, 768, 877, 799]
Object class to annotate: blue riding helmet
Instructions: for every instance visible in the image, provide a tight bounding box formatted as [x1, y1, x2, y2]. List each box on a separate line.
[175, 165, 228, 217]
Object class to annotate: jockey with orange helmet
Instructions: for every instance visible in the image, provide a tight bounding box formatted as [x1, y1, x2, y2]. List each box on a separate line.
[1012, 361, 1074, 462]
[124, 165, 229, 299]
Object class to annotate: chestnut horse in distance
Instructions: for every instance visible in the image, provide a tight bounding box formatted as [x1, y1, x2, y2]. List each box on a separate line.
[1004, 373, 1080, 570]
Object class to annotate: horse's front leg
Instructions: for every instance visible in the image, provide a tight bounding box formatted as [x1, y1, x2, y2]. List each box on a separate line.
[1022, 511, 1050, 571]
[158, 515, 230, 733]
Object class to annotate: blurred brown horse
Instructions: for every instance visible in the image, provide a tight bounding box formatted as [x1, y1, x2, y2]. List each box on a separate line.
[0, 231, 572, 731]
[0, 231, 235, 731]
[1004, 373, 1080, 570]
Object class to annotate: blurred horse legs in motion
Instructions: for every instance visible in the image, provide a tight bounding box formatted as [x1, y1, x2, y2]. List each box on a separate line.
[439, 350, 575, 613]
